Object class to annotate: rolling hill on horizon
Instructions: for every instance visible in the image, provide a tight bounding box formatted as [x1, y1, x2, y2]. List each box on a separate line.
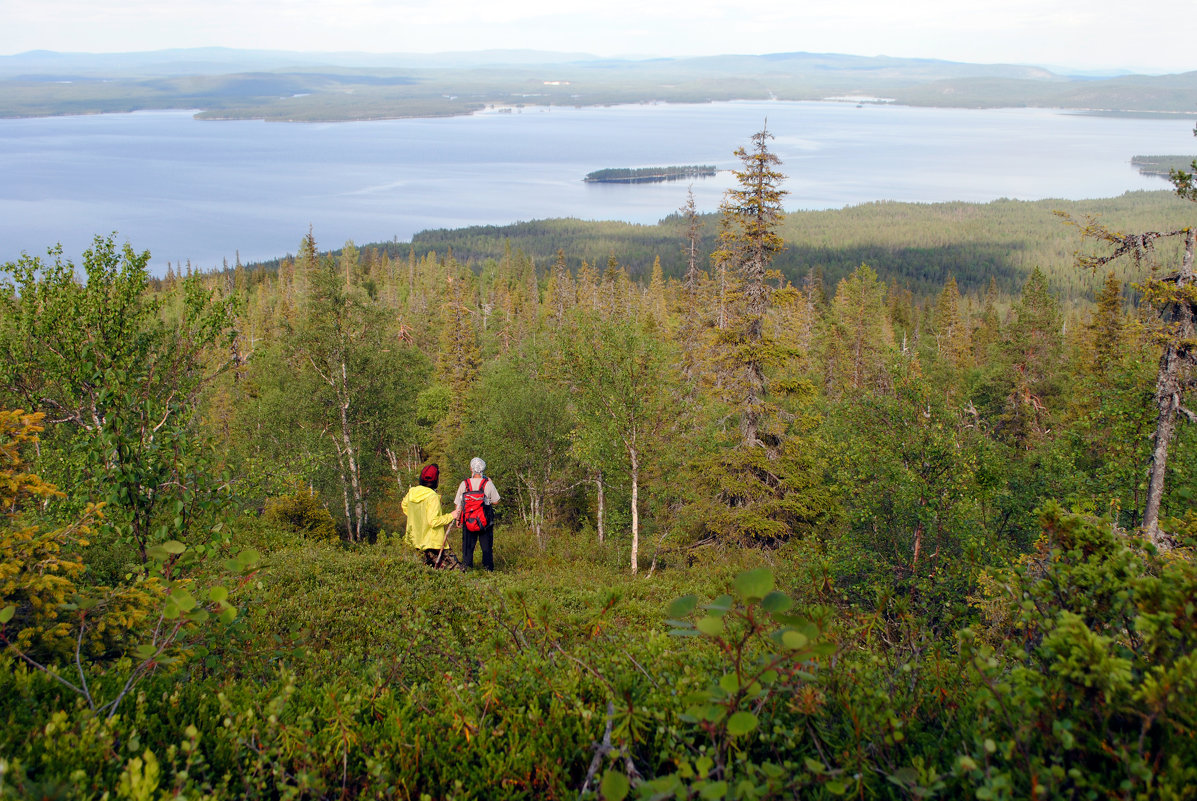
[2, 47, 1195, 121]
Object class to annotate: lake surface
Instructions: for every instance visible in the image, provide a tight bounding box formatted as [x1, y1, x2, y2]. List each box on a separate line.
[1, 101, 1193, 271]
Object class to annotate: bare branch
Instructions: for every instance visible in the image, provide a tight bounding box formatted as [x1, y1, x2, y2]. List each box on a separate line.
[578, 700, 616, 800]
[74, 616, 95, 711]
[1, 634, 87, 699]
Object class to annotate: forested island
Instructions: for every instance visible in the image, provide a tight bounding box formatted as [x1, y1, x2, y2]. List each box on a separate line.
[584, 165, 713, 184]
[2, 128, 1196, 799]
[585, 165, 717, 183]
[1132, 153, 1197, 178]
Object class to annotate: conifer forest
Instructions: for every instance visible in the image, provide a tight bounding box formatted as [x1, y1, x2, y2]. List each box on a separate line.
[2, 127, 1196, 800]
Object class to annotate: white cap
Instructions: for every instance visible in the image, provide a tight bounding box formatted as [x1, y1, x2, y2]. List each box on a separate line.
[470, 457, 486, 474]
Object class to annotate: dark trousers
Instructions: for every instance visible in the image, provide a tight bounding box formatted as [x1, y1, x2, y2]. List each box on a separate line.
[461, 525, 493, 570]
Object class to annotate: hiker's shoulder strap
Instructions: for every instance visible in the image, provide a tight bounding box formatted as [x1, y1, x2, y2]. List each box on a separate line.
[479, 477, 488, 492]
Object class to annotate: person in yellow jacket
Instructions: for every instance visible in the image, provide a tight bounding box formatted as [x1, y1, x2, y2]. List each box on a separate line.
[401, 463, 461, 569]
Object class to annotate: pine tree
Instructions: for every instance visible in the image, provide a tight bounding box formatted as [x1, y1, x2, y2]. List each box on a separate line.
[972, 278, 1002, 366]
[576, 259, 599, 311]
[681, 188, 704, 294]
[294, 227, 318, 307]
[996, 267, 1063, 448]
[340, 240, 360, 291]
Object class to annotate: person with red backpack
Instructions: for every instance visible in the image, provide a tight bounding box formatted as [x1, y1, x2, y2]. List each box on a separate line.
[454, 457, 501, 571]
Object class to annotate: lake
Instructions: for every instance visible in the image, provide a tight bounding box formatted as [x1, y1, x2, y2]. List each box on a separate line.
[1, 101, 1194, 271]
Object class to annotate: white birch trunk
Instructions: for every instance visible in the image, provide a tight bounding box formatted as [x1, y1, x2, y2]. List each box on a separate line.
[337, 359, 365, 541]
[629, 446, 640, 576]
[596, 471, 605, 544]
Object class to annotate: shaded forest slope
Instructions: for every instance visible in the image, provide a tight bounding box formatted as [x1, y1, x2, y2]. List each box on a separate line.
[296, 190, 1197, 303]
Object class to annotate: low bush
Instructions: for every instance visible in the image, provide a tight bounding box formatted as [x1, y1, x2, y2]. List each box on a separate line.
[263, 490, 339, 543]
[3, 506, 1195, 799]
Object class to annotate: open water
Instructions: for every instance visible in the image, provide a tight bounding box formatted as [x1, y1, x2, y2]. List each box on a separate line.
[0, 101, 1193, 271]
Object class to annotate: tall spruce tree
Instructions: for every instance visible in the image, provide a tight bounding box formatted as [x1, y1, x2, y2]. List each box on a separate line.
[716, 124, 788, 449]
[1090, 271, 1125, 376]
[934, 275, 971, 369]
[686, 127, 832, 545]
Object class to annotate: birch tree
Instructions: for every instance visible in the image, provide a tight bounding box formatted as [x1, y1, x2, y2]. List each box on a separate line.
[290, 240, 426, 541]
[561, 313, 675, 575]
[0, 235, 238, 562]
[463, 358, 575, 547]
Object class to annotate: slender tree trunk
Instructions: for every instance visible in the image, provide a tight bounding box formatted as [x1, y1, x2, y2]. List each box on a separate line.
[742, 325, 765, 449]
[533, 493, 543, 549]
[911, 494, 928, 573]
[385, 448, 405, 493]
[911, 522, 924, 574]
[336, 461, 352, 536]
[1142, 228, 1196, 550]
[337, 360, 365, 541]
[629, 446, 640, 576]
[1142, 360, 1178, 544]
[717, 263, 728, 331]
[595, 471, 605, 544]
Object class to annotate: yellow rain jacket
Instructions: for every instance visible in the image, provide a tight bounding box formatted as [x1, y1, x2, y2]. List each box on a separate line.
[401, 485, 457, 550]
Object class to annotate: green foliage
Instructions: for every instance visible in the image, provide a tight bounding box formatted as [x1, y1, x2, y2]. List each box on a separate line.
[262, 489, 338, 542]
[3, 509, 1196, 799]
[1, 410, 260, 722]
[560, 311, 679, 572]
[457, 351, 576, 543]
[234, 236, 431, 539]
[656, 567, 832, 793]
[403, 192, 1195, 301]
[0, 235, 239, 563]
[960, 504, 1197, 798]
[6, 167, 1197, 799]
[830, 355, 991, 615]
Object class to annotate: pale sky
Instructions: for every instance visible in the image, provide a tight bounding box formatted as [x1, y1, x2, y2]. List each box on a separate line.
[2, 0, 1194, 74]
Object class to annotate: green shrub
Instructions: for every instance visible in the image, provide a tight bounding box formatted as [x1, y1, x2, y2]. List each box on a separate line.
[263, 490, 338, 542]
[4, 508, 1196, 800]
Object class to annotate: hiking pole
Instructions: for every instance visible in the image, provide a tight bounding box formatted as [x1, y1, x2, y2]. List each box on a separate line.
[434, 517, 457, 568]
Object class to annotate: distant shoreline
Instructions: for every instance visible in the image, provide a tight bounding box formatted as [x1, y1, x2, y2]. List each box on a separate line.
[13, 98, 1197, 126]
[4, 49, 1197, 124]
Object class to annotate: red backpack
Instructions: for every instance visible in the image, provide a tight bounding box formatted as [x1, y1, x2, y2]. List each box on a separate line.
[461, 477, 492, 533]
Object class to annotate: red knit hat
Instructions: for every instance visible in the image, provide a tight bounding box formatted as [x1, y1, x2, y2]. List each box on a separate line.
[419, 463, 439, 483]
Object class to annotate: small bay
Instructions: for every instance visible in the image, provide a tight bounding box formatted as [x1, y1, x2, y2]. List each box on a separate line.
[0, 100, 1193, 270]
